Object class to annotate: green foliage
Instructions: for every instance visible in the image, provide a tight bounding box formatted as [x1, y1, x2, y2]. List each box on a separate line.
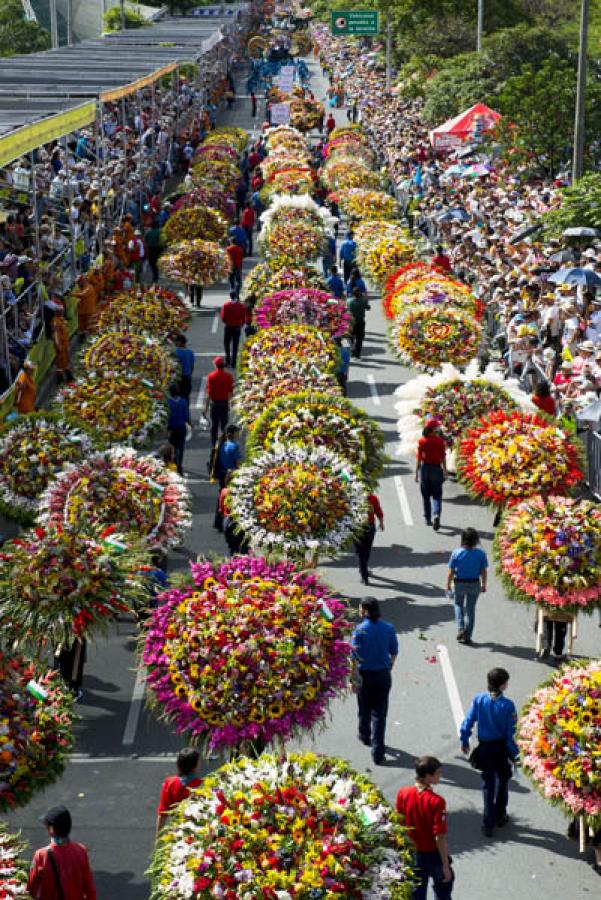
[104, 6, 150, 31]
[0, 0, 50, 56]
[422, 53, 499, 125]
[543, 174, 601, 238]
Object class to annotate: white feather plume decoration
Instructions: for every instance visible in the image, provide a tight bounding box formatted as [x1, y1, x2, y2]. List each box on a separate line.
[259, 193, 339, 234]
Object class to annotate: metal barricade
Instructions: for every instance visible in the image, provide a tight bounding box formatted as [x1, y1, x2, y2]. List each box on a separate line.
[584, 429, 601, 499]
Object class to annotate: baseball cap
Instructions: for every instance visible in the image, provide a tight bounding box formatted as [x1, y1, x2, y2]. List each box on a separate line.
[213, 356, 226, 368]
[42, 805, 71, 834]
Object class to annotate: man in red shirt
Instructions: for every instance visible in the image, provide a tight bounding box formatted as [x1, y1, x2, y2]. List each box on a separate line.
[221, 291, 247, 369]
[240, 204, 256, 255]
[204, 355, 234, 446]
[156, 748, 202, 834]
[415, 419, 448, 530]
[354, 493, 384, 585]
[396, 756, 454, 899]
[325, 112, 336, 135]
[226, 241, 244, 294]
[431, 245, 452, 273]
[27, 806, 96, 900]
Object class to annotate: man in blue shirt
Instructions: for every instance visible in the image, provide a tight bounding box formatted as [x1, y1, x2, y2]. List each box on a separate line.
[167, 383, 190, 476]
[339, 230, 357, 282]
[352, 598, 398, 765]
[326, 264, 345, 300]
[460, 667, 519, 837]
[174, 334, 195, 402]
[446, 527, 488, 644]
[229, 222, 247, 248]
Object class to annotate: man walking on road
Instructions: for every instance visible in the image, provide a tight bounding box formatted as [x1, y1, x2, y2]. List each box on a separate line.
[460, 667, 520, 838]
[226, 239, 244, 295]
[167, 383, 190, 476]
[174, 333, 195, 402]
[339, 230, 357, 283]
[396, 757, 454, 899]
[28, 805, 97, 899]
[415, 419, 448, 530]
[348, 285, 370, 359]
[240, 203, 256, 256]
[352, 598, 397, 765]
[221, 291, 246, 369]
[204, 355, 234, 447]
[250, 91, 257, 117]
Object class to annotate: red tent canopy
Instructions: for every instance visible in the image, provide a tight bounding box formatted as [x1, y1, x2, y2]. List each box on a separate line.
[429, 103, 501, 151]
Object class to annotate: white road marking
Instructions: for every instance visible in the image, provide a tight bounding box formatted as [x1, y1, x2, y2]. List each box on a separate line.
[366, 373, 380, 406]
[121, 667, 147, 747]
[211, 312, 219, 334]
[70, 754, 222, 763]
[436, 643, 465, 733]
[192, 376, 205, 410]
[394, 476, 414, 526]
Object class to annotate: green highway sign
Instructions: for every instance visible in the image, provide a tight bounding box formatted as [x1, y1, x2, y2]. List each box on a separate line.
[330, 9, 380, 35]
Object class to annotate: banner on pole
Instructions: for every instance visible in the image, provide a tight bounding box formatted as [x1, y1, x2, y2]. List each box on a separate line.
[330, 10, 379, 35]
[277, 66, 295, 92]
[271, 102, 291, 125]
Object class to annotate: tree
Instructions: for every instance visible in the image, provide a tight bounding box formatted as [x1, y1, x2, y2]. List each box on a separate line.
[104, 7, 150, 31]
[543, 174, 601, 237]
[0, 0, 50, 56]
[422, 53, 500, 125]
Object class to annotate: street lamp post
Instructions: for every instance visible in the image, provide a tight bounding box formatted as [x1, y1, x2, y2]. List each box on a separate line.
[385, 15, 392, 91]
[573, 0, 590, 183]
[477, 0, 483, 52]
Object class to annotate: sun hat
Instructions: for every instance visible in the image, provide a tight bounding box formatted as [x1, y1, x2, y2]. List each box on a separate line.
[578, 340, 596, 353]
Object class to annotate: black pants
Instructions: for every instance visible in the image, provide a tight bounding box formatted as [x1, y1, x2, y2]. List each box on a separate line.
[354, 523, 376, 580]
[179, 374, 192, 402]
[168, 425, 187, 475]
[229, 268, 242, 293]
[189, 284, 203, 307]
[54, 639, 86, 692]
[353, 322, 365, 358]
[210, 400, 229, 446]
[420, 463, 443, 523]
[343, 259, 354, 282]
[244, 227, 253, 255]
[148, 247, 160, 282]
[357, 668, 391, 760]
[224, 325, 242, 368]
[544, 620, 567, 655]
[478, 740, 513, 829]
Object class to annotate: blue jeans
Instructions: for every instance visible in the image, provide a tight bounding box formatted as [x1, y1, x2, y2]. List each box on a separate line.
[420, 463, 443, 523]
[478, 741, 512, 828]
[412, 850, 454, 900]
[453, 581, 481, 639]
[357, 668, 391, 761]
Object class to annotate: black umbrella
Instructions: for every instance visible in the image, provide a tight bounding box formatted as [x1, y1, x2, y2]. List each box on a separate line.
[549, 249, 577, 264]
[508, 223, 544, 245]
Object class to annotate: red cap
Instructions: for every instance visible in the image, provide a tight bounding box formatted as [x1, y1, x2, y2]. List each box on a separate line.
[213, 356, 226, 369]
[424, 417, 441, 429]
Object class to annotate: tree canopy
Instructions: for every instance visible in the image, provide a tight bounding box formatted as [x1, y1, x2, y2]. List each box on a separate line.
[0, 0, 50, 56]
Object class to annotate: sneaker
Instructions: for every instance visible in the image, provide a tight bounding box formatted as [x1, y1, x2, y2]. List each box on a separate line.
[457, 631, 466, 643]
[433, 516, 440, 531]
[361, 576, 369, 585]
[425, 519, 432, 526]
[538, 647, 550, 659]
[495, 814, 509, 827]
[358, 734, 371, 747]
[481, 825, 494, 838]
[371, 753, 385, 765]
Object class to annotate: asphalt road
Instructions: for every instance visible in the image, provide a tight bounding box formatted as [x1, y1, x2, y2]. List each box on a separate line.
[5, 60, 601, 900]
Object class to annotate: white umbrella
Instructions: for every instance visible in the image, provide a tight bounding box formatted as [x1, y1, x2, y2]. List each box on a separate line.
[563, 227, 600, 238]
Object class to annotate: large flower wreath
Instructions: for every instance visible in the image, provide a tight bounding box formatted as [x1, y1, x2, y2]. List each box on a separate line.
[240, 262, 327, 305]
[238, 324, 340, 380]
[54, 373, 166, 447]
[0, 651, 74, 812]
[172, 188, 235, 222]
[38, 448, 192, 550]
[148, 752, 415, 899]
[143, 556, 352, 750]
[457, 410, 584, 508]
[356, 223, 415, 287]
[338, 188, 399, 222]
[82, 330, 176, 389]
[262, 166, 316, 201]
[233, 368, 342, 427]
[495, 497, 601, 614]
[258, 195, 335, 267]
[228, 445, 368, 558]
[385, 262, 449, 297]
[322, 156, 381, 192]
[254, 288, 351, 337]
[0, 412, 97, 524]
[96, 286, 190, 338]
[0, 823, 29, 897]
[264, 124, 306, 151]
[162, 205, 228, 245]
[193, 143, 238, 163]
[190, 158, 239, 193]
[159, 240, 230, 286]
[260, 150, 310, 181]
[385, 281, 483, 322]
[517, 660, 601, 827]
[202, 126, 247, 152]
[391, 305, 481, 372]
[248, 391, 386, 489]
[0, 524, 151, 652]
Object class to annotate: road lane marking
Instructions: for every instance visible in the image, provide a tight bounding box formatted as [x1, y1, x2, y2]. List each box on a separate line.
[366, 374, 380, 406]
[394, 476, 414, 526]
[122, 667, 147, 747]
[193, 376, 205, 410]
[211, 312, 219, 334]
[436, 643, 465, 733]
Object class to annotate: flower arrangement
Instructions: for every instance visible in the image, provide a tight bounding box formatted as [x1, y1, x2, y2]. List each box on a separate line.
[172, 188, 235, 222]
[260, 150, 310, 181]
[143, 556, 352, 750]
[0, 651, 74, 812]
[325, 136, 375, 166]
[517, 660, 601, 826]
[385, 262, 448, 297]
[38, 448, 192, 550]
[0, 524, 152, 651]
[391, 305, 481, 372]
[262, 165, 315, 200]
[418, 378, 519, 446]
[259, 217, 325, 266]
[338, 188, 399, 222]
[233, 368, 342, 426]
[82, 330, 175, 389]
[191, 158, 239, 193]
[457, 410, 584, 508]
[264, 124, 306, 151]
[240, 262, 327, 305]
[53, 373, 166, 447]
[330, 124, 369, 142]
[495, 497, 601, 614]
[202, 127, 247, 152]
[162, 205, 228, 245]
[228, 445, 368, 558]
[193, 143, 238, 163]
[288, 95, 324, 131]
[159, 240, 230, 287]
[0, 412, 97, 524]
[356, 222, 415, 287]
[148, 751, 415, 900]
[385, 280, 482, 321]
[254, 288, 351, 336]
[322, 156, 381, 192]
[238, 324, 340, 380]
[96, 286, 190, 338]
[0, 824, 29, 897]
[248, 391, 386, 488]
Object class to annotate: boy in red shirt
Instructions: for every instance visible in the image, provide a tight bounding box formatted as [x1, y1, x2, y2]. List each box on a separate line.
[396, 756, 454, 899]
[28, 806, 96, 900]
[156, 748, 202, 834]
